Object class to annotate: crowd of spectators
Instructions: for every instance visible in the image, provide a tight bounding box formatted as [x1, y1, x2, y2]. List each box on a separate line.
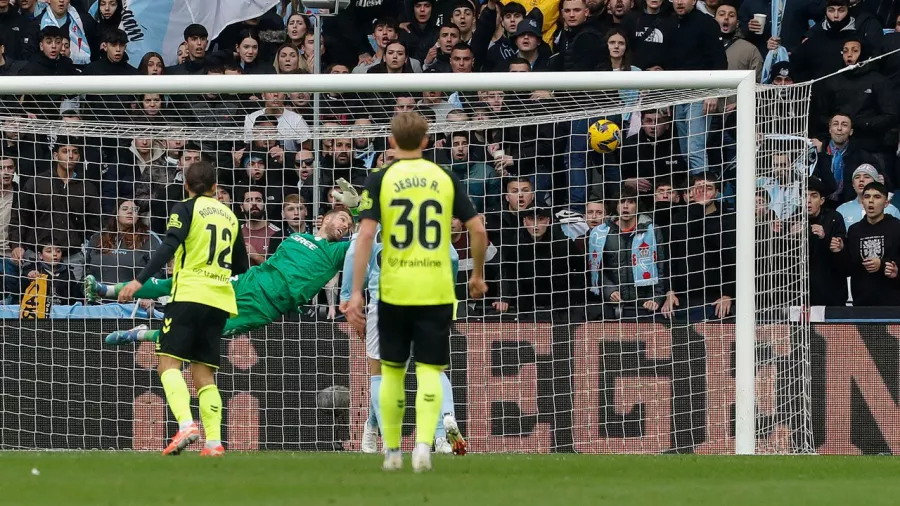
[1, 0, 900, 319]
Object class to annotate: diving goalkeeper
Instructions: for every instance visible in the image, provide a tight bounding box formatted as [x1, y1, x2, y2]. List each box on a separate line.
[94, 190, 358, 345]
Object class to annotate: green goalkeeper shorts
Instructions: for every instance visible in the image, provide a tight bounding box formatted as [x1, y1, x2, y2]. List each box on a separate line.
[222, 274, 283, 336]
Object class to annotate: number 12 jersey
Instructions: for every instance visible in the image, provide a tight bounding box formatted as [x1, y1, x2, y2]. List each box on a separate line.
[358, 158, 477, 306]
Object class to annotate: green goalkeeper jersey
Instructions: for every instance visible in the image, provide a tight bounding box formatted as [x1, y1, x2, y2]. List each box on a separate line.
[248, 233, 351, 313]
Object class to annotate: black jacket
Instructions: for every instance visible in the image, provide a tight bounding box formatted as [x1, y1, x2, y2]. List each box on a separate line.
[814, 63, 897, 152]
[665, 8, 727, 71]
[20, 52, 77, 76]
[82, 52, 137, 76]
[617, 127, 688, 181]
[0, 8, 24, 60]
[809, 208, 848, 306]
[622, 8, 678, 70]
[841, 214, 900, 306]
[791, 18, 858, 82]
[815, 143, 879, 205]
[553, 22, 608, 72]
[668, 202, 737, 304]
[19, 261, 78, 306]
[505, 223, 585, 311]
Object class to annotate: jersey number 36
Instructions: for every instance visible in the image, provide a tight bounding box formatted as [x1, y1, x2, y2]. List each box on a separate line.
[389, 198, 442, 250]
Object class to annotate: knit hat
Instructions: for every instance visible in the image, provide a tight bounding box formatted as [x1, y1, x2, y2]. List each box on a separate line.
[852, 163, 879, 181]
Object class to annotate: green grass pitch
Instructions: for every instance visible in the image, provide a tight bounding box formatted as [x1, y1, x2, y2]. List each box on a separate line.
[2, 452, 899, 505]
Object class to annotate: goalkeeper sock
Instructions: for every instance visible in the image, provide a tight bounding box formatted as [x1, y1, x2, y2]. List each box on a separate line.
[105, 282, 125, 298]
[139, 329, 158, 343]
[434, 371, 455, 439]
[369, 375, 383, 431]
[379, 363, 406, 450]
[415, 362, 443, 447]
[159, 368, 193, 427]
[198, 384, 223, 445]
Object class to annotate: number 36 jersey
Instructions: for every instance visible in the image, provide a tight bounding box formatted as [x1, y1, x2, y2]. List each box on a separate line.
[358, 158, 477, 306]
[167, 195, 242, 315]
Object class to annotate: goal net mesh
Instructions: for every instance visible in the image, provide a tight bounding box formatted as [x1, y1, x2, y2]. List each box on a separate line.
[0, 79, 813, 454]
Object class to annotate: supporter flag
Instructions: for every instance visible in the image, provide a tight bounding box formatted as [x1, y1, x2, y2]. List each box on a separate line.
[761, 0, 790, 84]
[89, 0, 279, 66]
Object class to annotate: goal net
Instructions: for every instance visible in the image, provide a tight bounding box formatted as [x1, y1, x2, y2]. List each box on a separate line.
[0, 72, 813, 454]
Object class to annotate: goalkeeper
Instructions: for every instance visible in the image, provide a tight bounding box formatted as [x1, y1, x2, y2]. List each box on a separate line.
[93, 183, 359, 345]
[339, 227, 466, 455]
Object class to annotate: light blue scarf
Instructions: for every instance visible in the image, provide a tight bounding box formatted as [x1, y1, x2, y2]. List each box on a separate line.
[39, 3, 91, 65]
[761, 0, 789, 84]
[588, 219, 659, 295]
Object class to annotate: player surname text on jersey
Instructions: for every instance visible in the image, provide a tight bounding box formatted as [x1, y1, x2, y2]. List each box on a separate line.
[393, 177, 440, 194]
[198, 206, 238, 226]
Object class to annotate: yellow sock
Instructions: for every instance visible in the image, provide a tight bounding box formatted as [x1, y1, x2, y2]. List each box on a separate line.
[415, 362, 444, 447]
[159, 368, 192, 425]
[379, 362, 406, 450]
[198, 384, 223, 442]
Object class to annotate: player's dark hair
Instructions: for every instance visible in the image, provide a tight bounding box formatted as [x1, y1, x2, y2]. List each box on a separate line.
[184, 160, 217, 196]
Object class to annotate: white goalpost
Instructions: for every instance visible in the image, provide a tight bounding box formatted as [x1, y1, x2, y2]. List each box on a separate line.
[0, 71, 812, 455]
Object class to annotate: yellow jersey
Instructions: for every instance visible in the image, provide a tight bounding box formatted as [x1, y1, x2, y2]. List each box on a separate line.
[358, 158, 477, 306]
[137, 195, 245, 316]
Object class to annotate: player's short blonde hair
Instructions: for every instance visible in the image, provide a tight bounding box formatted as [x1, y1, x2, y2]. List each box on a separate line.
[390, 111, 428, 151]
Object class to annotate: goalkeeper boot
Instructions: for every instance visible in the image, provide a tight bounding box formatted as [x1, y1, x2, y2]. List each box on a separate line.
[382, 449, 403, 471]
[105, 324, 149, 346]
[443, 413, 467, 456]
[411, 442, 432, 473]
[200, 444, 225, 457]
[162, 423, 200, 456]
[361, 419, 379, 454]
[83, 274, 103, 303]
[434, 437, 453, 454]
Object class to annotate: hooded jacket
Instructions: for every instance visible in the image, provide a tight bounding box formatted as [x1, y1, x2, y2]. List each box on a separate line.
[791, 17, 858, 82]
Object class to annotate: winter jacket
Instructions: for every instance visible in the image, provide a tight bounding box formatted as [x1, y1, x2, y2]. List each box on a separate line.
[552, 22, 608, 72]
[738, 0, 824, 57]
[808, 208, 848, 306]
[813, 62, 897, 152]
[815, 142, 879, 206]
[0, 8, 24, 60]
[505, 223, 585, 311]
[104, 142, 172, 215]
[84, 230, 163, 285]
[621, 8, 678, 70]
[81, 52, 137, 76]
[665, 8, 728, 71]
[668, 202, 736, 304]
[722, 29, 763, 82]
[617, 127, 688, 182]
[791, 18, 858, 82]
[18, 260, 78, 306]
[9, 170, 102, 254]
[598, 214, 668, 306]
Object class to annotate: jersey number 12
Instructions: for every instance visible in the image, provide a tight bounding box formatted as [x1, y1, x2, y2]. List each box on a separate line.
[205, 224, 233, 268]
[389, 198, 442, 250]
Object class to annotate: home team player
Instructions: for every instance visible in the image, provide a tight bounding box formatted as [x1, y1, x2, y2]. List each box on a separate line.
[118, 160, 248, 457]
[339, 226, 465, 455]
[346, 111, 488, 473]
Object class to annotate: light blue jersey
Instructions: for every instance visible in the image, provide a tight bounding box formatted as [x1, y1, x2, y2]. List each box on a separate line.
[341, 226, 460, 303]
[837, 199, 900, 230]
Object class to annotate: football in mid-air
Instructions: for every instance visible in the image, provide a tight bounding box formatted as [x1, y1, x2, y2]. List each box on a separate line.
[588, 119, 622, 154]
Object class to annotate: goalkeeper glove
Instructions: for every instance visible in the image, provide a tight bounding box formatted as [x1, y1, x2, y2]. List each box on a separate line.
[330, 178, 360, 215]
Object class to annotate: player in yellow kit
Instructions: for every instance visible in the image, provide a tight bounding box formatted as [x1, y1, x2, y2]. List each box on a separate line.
[119, 160, 248, 457]
[346, 112, 488, 472]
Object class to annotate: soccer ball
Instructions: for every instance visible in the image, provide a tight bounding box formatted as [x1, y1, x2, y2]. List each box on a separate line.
[588, 119, 622, 154]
